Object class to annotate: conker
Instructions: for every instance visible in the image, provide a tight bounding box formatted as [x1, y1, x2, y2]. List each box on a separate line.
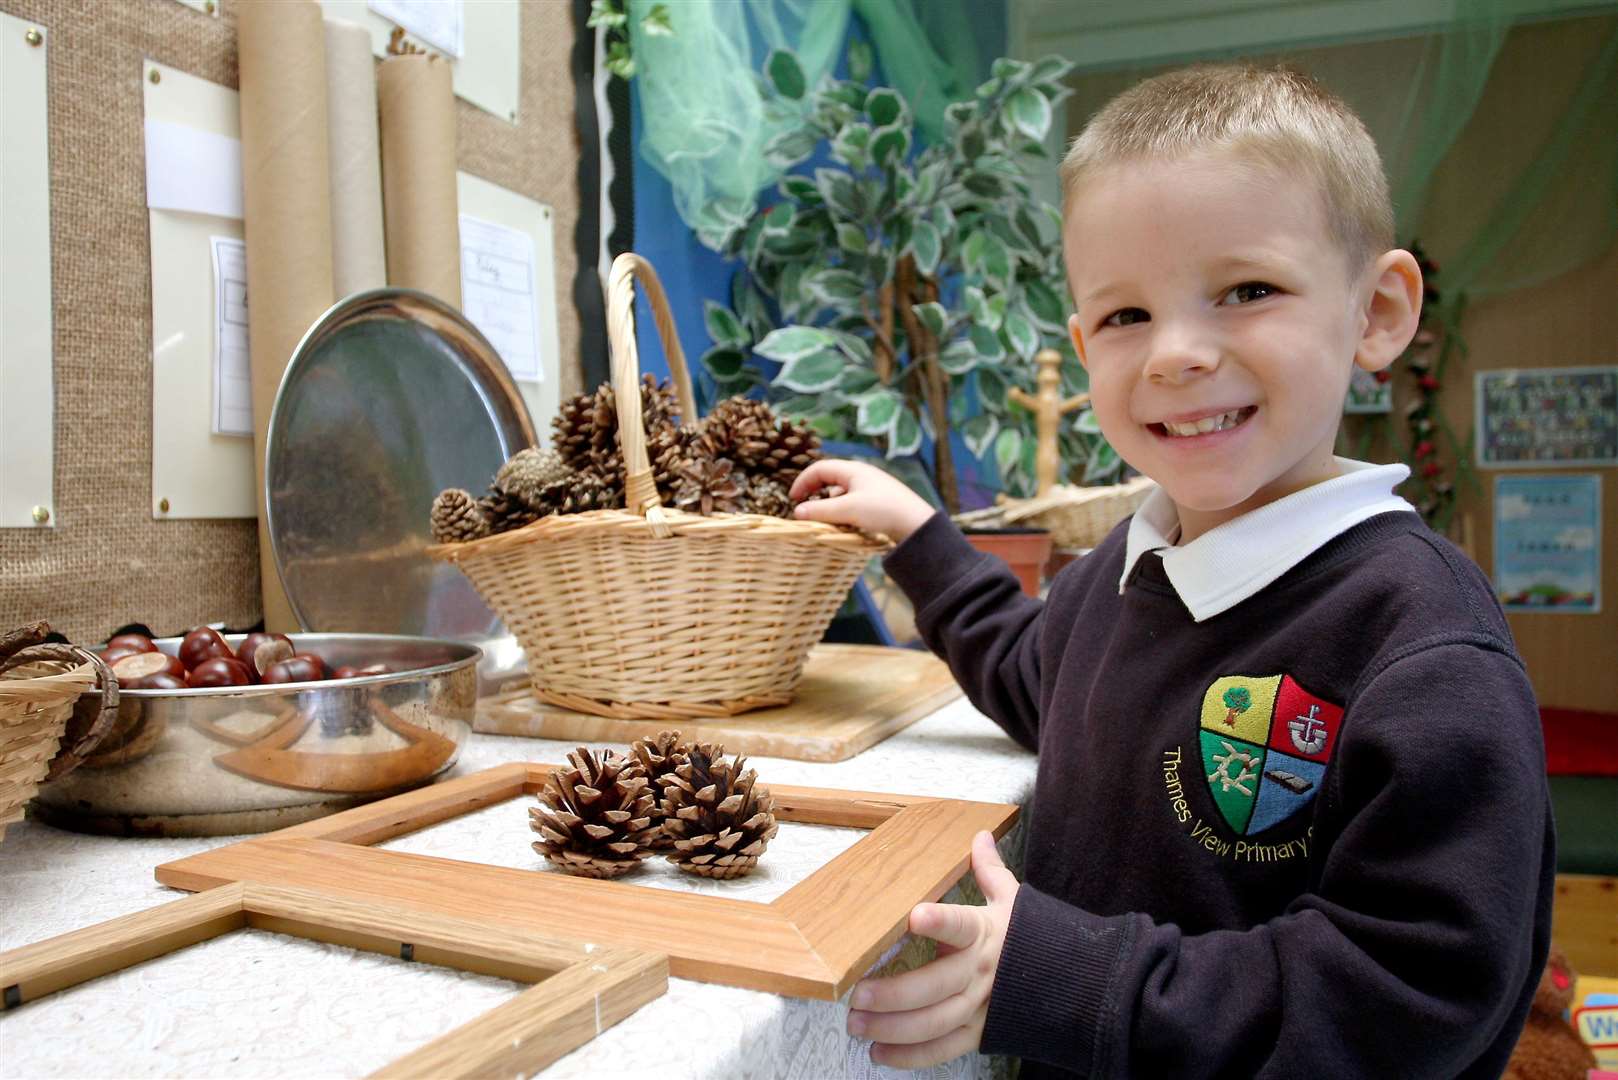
[186, 656, 253, 688]
[179, 626, 233, 671]
[99, 646, 147, 668]
[332, 663, 390, 680]
[111, 651, 186, 685]
[262, 655, 326, 684]
[246, 638, 295, 681]
[129, 672, 188, 691]
[106, 633, 157, 654]
[235, 632, 292, 666]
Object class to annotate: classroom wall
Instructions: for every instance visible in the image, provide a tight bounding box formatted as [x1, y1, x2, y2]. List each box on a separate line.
[0, 0, 582, 644]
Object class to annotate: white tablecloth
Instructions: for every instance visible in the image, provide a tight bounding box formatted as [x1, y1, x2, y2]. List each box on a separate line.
[0, 697, 1038, 1080]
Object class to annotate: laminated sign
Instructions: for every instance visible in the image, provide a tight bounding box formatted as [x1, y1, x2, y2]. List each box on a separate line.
[1197, 675, 1342, 835]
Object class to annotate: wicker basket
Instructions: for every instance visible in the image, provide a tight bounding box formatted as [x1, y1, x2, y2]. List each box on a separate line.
[430, 253, 887, 719]
[999, 475, 1157, 550]
[0, 642, 118, 842]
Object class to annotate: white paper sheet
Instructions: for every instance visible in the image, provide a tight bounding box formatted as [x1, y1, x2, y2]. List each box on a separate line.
[459, 213, 541, 382]
[144, 118, 243, 220]
[368, 0, 463, 57]
[210, 236, 253, 437]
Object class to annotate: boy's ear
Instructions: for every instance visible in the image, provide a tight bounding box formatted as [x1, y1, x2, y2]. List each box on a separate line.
[1067, 314, 1089, 369]
[1354, 250, 1423, 373]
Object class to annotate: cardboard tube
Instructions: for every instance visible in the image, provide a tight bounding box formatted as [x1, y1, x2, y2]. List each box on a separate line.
[237, 0, 335, 633]
[378, 53, 461, 308]
[324, 17, 387, 298]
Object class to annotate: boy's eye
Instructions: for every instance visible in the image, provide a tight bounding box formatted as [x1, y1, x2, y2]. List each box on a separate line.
[1103, 307, 1150, 328]
[1220, 281, 1278, 305]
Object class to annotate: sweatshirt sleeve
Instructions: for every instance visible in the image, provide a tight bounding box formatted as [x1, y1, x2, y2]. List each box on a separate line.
[883, 512, 1045, 750]
[981, 639, 1555, 1078]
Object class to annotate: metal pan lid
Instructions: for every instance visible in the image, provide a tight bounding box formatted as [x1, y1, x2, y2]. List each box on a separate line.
[265, 289, 536, 689]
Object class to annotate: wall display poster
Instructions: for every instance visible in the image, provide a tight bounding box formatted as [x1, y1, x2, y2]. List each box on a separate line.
[210, 236, 252, 437]
[459, 213, 542, 382]
[1476, 365, 1617, 467]
[368, 0, 464, 57]
[1344, 367, 1392, 414]
[1493, 474, 1601, 614]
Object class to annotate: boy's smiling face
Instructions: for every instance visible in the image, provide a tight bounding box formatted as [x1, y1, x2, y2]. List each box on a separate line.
[1064, 151, 1405, 542]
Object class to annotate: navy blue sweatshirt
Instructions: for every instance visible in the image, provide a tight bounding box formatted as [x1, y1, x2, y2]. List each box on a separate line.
[884, 509, 1553, 1079]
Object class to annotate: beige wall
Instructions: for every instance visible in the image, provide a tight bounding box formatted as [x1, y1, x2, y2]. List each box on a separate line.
[0, 0, 582, 643]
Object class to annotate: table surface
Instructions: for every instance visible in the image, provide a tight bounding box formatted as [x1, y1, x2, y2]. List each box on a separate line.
[0, 695, 1037, 1080]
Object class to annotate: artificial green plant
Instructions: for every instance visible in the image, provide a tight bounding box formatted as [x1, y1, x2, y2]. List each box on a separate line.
[694, 46, 1124, 514]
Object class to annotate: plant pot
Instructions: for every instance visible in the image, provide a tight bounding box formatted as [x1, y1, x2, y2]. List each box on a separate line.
[963, 527, 1052, 597]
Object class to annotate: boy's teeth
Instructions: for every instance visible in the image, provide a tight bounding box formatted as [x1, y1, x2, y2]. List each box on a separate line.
[1164, 410, 1243, 436]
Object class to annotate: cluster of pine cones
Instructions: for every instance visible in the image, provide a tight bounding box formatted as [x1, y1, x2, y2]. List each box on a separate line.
[430, 374, 823, 543]
[529, 731, 778, 880]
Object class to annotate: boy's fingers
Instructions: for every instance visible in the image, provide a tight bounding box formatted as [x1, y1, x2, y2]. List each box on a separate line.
[850, 990, 977, 1045]
[972, 831, 1019, 906]
[909, 901, 981, 951]
[848, 946, 975, 1013]
[789, 459, 849, 499]
[871, 1024, 981, 1070]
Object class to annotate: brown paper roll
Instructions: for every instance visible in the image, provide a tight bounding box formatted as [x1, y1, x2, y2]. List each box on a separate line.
[324, 18, 387, 298]
[378, 53, 461, 308]
[237, 0, 336, 633]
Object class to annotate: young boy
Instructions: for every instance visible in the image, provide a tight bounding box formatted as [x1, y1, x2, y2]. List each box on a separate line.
[791, 64, 1553, 1078]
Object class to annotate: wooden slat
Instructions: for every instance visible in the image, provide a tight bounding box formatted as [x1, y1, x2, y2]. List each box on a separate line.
[477, 644, 963, 762]
[252, 761, 530, 845]
[369, 947, 667, 1079]
[0, 884, 247, 1006]
[768, 784, 938, 828]
[162, 836, 837, 997]
[1554, 873, 1618, 978]
[779, 798, 1019, 997]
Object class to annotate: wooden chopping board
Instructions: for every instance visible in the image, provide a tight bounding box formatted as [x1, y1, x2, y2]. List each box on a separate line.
[475, 644, 962, 762]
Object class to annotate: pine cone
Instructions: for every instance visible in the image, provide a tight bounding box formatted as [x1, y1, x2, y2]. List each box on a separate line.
[746, 416, 822, 489]
[673, 457, 746, 516]
[745, 478, 793, 519]
[553, 390, 599, 476]
[649, 423, 698, 502]
[657, 744, 778, 879]
[696, 396, 775, 461]
[480, 487, 543, 533]
[541, 473, 624, 515]
[530, 747, 659, 878]
[555, 376, 682, 487]
[429, 488, 491, 543]
[495, 448, 572, 508]
[630, 730, 687, 849]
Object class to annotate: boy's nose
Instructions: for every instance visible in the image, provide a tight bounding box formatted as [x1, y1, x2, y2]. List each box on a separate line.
[1142, 324, 1221, 384]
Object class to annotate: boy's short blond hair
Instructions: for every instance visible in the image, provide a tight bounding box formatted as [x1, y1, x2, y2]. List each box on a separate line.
[1061, 64, 1394, 269]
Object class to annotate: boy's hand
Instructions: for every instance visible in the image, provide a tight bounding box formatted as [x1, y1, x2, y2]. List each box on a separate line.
[846, 831, 1019, 1068]
[790, 459, 937, 543]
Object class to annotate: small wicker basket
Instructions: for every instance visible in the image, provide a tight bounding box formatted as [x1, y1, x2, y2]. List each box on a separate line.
[430, 253, 887, 720]
[0, 640, 118, 842]
[999, 475, 1157, 550]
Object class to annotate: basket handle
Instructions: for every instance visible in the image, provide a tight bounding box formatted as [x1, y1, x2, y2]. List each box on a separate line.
[605, 253, 698, 534]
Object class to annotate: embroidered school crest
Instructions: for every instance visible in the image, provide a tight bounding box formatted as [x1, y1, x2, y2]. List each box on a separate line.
[1197, 674, 1343, 835]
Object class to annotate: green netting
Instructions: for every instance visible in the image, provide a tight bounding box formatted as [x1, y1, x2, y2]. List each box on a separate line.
[630, 0, 1617, 303]
[627, 0, 978, 231]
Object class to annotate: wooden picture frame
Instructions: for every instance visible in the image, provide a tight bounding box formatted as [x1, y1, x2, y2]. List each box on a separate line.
[0, 880, 666, 1078]
[156, 762, 1019, 1000]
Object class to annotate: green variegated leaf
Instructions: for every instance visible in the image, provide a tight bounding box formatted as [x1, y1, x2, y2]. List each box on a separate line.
[962, 413, 998, 458]
[912, 301, 948, 339]
[866, 87, 903, 128]
[809, 414, 846, 440]
[964, 173, 1004, 199]
[832, 123, 872, 169]
[1015, 206, 1046, 250]
[855, 389, 902, 436]
[765, 129, 819, 168]
[944, 100, 973, 132]
[890, 408, 922, 457]
[907, 220, 941, 276]
[814, 168, 861, 219]
[871, 124, 910, 169]
[701, 345, 746, 379]
[766, 49, 806, 100]
[1007, 87, 1052, 140]
[994, 427, 1023, 480]
[939, 338, 979, 375]
[977, 366, 1008, 410]
[755, 325, 838, 363]
[969, 321, 1004, 361]
[779, 175, 822, 204]
[704, 301, 746, 347]
[1023, 278, 1067, 331]
[976, 76, 1002, 100]
[775, 348, 845, 393]
[586, 0, 626, 29]
[640, 4, 673, 36]
[808, 268, 865, 304]
[1003, 311, 1038, 359]
[992, 57, 1029, 81]
[774, 393, 821, 419]
[1072, 408, 1103, 434]
[836, 222, 867, 253]
[1083, 440, 1119, 483]
[839, 367, 879, 396]
[829, 328, 874, 365]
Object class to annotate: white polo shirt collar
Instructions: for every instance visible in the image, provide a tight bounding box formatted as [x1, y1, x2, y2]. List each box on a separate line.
[1119, 459, 1416, 621]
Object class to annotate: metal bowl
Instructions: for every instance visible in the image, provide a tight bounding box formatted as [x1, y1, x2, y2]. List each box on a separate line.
[33, 633, 479, 837]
